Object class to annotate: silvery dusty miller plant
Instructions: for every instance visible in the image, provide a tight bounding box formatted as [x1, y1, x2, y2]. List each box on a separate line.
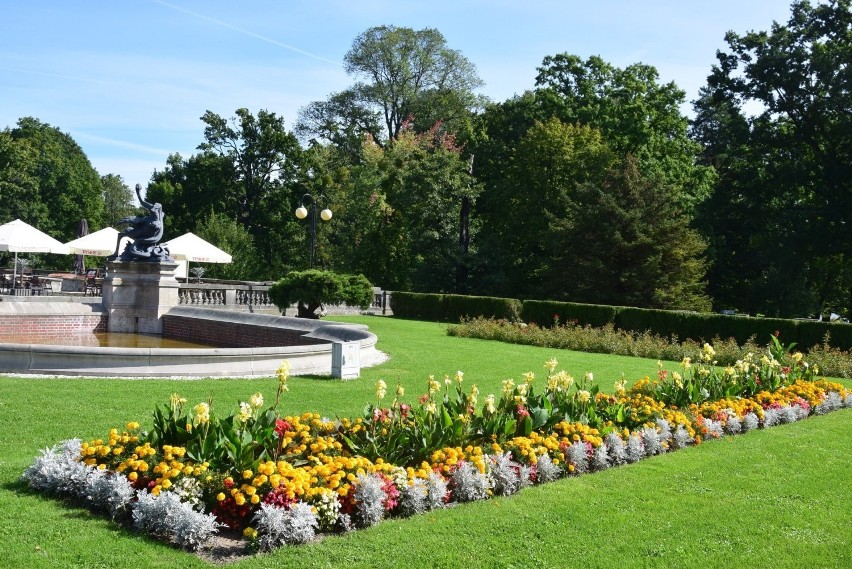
[625, 434, 645, 463]
[671, 425, 693, 449]
[354, 473, 387, 528]
[21, 439, 84, 496]
[604, 432, 626, 466]
[252, 502, 318, 550]
[398, 477, 429, 517]
[534, 453, 563, 483]
[132, 490, 220, 550]
[426, 471, 449, 510]
[451, 461, 490, 502]
[488, 453, 522, 497]
[567, 441, 589, 474]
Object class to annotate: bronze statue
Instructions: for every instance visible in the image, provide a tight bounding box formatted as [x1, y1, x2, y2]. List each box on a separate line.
[108, 184, 171, 262]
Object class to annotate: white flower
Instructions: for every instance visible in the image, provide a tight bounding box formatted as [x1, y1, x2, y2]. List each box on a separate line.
[238, 401, 252, 423]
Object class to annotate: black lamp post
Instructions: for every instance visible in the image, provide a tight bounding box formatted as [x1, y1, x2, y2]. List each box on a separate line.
[294, 192, 332, 269]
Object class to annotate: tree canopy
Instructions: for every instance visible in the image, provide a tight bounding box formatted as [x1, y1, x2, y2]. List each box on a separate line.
[692, 0, 852, 316]
[6, 117, 104, 239]
[297, 26, 484, 148]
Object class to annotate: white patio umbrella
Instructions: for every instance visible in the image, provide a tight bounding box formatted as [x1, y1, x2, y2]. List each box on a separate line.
[161, 232, 232, 281]
[0, 219, 71, 290]
[65, 226, 126, 257]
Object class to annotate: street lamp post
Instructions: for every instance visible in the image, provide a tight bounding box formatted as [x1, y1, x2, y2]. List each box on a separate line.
[294, 192, 332, 269]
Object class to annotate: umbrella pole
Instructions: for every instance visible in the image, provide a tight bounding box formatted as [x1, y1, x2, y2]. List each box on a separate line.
[12, 252, 17, 291]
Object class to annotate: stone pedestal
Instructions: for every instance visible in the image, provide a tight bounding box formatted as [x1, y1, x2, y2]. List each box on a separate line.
[103, 261, 180, 334]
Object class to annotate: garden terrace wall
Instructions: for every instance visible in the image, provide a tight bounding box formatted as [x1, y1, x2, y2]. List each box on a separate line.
[0, 300, 107, 342]
[163, 308, 327, 348]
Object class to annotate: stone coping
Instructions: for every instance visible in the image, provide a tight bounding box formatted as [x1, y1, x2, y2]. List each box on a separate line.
[0, 303, 383, 378]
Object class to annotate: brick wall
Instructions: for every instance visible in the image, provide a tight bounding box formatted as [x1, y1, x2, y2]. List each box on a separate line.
[0, 315, 107, 342]
[162, 315, 326, 348]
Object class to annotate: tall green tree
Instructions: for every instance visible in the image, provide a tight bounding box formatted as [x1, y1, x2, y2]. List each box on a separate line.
[297, 25, 484, 148]
[147, 152, 234, 239]
[475, 118, 615, 296]
[8, 117, 103, 239]
[534, 54, 715, 214]
[691, 0, 852, 316]
[334, 124, 480, 292]
[100, 173, 137, 227]
[470, 56, 714, 299]
[0, 129, 44, 224]
[148, 109, 307, 279]
[548, 156, 711, 310]
[194, 211, 259, 281]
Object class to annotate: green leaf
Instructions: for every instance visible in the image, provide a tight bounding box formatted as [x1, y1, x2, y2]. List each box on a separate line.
[530, 407, 550, 431]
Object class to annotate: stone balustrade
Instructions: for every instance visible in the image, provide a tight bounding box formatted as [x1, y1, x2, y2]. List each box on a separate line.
[177, 283, 277, 313]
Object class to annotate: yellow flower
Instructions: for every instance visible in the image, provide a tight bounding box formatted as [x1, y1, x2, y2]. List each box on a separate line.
[577, 390, 591, 404]
[243, 527, 258, 539]
[126, 421, 140, 431]
[249, 392, 264, 409]
[242, 469, 253, 480]
[428, 376, 441, 394]
[192, 402, 210, 425]
[544, 358, 558, 373]
[395, 383, 405, 398]
[522, 371, 535, 384]
[276, 360, 291, 382]
[455, 370, 464, 384]
[375, 380, 387, 400]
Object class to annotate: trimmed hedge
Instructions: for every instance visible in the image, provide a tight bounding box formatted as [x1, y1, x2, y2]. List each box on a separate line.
[390, 292, 521, 323]
[521, 300, 619, 328]
[611, 307, 852, 351]
[391, 292, 852, 351]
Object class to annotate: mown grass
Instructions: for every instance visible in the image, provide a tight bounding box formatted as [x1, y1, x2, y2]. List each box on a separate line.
[1, 316, 849, 568]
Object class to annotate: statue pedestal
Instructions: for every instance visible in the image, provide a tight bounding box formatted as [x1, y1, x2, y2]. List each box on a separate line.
[103, 261, 180, 334]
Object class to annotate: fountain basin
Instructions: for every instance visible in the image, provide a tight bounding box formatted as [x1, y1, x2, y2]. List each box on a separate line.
[0, 303, 382, 377]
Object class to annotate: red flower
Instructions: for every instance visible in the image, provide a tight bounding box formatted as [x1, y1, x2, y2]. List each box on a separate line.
[274, 419, 291, 438]
[399, 403, 410, 418]
[516, 404, 530, 419]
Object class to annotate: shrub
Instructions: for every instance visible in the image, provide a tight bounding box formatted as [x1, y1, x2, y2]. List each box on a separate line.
[448, 317, 852, 378]
[269, 270, 373, 318]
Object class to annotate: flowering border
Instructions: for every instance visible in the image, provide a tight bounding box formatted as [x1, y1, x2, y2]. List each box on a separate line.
[21, 351, 852, 553]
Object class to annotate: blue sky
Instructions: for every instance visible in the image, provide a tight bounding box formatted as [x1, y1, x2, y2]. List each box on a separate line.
[1, 1, 796, 189]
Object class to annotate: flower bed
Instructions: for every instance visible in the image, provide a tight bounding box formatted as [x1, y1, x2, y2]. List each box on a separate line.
[22, 349, 852, 554]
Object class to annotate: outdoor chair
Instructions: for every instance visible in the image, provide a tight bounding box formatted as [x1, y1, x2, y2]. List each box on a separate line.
[85, 270, 102, 296]
[0, 274, 11, 294]
[29, 276, 46, 296]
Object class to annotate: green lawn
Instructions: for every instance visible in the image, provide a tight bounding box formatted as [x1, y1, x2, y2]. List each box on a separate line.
[1, 316, 849, 568]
